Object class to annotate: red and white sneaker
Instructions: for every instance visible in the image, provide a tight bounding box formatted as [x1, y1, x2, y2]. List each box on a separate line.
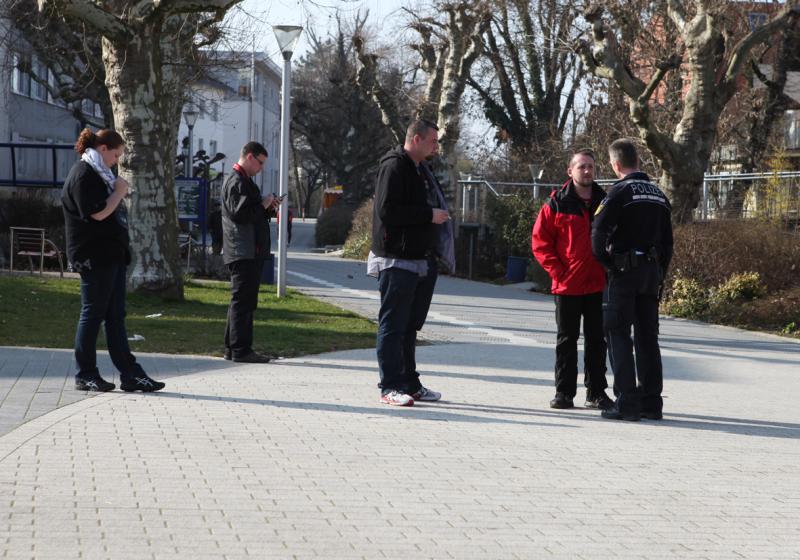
[380, 390, 414, 406]
[411, 386, 441, 402]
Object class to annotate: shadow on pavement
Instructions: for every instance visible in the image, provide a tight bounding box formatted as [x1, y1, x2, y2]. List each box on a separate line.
[149, 391, 574, 428]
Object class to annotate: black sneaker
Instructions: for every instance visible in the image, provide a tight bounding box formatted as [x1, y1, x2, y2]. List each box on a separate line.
[641, 410, 663, 420]
[232, 351, 271, 363]
[75, 376, 115, 392]
[585, 392, 615, 411]
[549, 393, 574, 409]
[120, 374, 165, 393]
[601, 407, 640, 421]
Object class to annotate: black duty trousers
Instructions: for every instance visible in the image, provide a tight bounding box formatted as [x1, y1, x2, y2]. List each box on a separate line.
[225, 258, 263, 358]
[603, 262, 663, 416]
[554, 292, 607, 399]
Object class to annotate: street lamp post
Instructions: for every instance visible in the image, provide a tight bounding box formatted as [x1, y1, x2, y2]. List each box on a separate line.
[272, 25, 303, 298]
[183, 105, 198, 177]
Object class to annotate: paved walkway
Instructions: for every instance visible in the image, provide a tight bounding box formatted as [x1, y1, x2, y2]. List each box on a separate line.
[2, 234, 800, 558]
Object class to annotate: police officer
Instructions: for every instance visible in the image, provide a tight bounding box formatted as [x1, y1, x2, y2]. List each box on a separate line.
[591, 139, 673, 421]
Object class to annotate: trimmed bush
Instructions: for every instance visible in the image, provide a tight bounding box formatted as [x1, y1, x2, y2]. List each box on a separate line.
[710, 271, 765, 306]
[669, 220, 800, 293]
[314, 203, 355, 247]
[342, 198, 373, 260]
[662, 276, 709, 318]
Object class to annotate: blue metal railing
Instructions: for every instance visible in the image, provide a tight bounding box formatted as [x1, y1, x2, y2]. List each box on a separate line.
[0, 142, 76, 188]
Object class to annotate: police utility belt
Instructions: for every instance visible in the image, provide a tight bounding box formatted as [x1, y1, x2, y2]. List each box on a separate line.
[613, 247, 659, 273]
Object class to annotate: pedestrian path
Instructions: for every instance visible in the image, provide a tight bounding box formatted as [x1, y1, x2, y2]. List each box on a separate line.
[1, 251, 799, 558]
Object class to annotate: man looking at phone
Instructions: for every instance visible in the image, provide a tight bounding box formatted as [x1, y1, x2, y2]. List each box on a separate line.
[221, 141, 280, 363]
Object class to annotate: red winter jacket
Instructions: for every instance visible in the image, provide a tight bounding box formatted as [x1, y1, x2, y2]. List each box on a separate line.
[531, 180, 607, 295]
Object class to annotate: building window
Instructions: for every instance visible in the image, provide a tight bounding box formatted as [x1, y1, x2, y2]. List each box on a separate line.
[11, 54, 30, 96]
[30, 57, 48, 101]
[211, 101, 219, 122]
[198, 138, 204, 153]
[210, 140, 218, 156]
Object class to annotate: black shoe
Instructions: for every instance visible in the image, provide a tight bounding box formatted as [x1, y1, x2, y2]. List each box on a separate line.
[223, 350, 232, 360]
[75, 376, 115, 392]
[601, 407, 640, 421]
[232, 351, 271, 364]
[120, 374, 165, 392]
[641, 410, 663, 420]
[549, 393, 574, 409]
[585, 392, 615, 411]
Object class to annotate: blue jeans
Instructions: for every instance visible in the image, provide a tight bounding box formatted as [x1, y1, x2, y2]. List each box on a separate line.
[74, 263, 140, 380]
[376, 262, 437, 395]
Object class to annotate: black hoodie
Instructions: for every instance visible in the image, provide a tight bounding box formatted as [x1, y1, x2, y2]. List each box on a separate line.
[371, 146, 435, 259]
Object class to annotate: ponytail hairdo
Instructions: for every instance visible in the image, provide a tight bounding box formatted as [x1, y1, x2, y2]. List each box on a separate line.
[74, 128, 125, 155]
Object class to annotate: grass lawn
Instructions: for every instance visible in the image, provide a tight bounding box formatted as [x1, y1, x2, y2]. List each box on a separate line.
[0, 275, 377, 357]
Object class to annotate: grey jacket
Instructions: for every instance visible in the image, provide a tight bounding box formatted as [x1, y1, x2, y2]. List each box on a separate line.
[221, 168, 272, 264]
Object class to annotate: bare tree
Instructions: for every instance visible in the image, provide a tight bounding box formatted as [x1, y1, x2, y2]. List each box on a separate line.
[36, 0, 242, 297]
[714, 18, 800, 216]
[467, 0, 584, 178]
[577, 0, 800, 223]
[292, 18, 395, 205]
[353, 1, 490, 176]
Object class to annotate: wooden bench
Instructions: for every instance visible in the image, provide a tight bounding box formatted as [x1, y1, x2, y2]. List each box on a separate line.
[9, 227, 64, 277]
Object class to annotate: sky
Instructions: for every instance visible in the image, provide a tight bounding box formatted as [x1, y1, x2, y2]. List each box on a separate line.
[235, 0, 413, 65]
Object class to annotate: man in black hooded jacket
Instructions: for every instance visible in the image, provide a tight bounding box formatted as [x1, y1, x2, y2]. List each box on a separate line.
[368, 119, 451, 406]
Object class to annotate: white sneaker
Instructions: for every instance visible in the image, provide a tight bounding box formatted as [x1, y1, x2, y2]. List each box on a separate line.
[380, 390, 414, 406]
[411, 386, 441, 402]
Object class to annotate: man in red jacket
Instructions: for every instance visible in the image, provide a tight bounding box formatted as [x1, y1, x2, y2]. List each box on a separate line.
[532, 149, 613, 410]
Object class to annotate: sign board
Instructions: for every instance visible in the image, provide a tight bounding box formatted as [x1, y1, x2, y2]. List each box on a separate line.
[175, 178, 202, 220]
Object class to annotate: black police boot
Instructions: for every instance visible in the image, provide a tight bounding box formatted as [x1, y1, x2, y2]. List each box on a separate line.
[549, 393, 574, 409]
[601, 406, 640, 422]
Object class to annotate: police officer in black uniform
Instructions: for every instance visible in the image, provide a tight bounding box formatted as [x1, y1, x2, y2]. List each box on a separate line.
[591, 139, 673, 421]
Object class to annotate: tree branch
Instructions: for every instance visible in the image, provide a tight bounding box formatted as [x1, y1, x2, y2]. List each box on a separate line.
[579, 6, 646, 99]
[723, 4, 800, 88]
[38, 0, 132, 37]
[639, 53, 682, 105]
[352, 34, 405, 145]
[156, 0, 243, 14]
[666, 0, 687, 32]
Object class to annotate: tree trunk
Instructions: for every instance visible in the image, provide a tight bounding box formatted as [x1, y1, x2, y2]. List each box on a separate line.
[102, 31, 183, 298]
[659, 170, 703, 224]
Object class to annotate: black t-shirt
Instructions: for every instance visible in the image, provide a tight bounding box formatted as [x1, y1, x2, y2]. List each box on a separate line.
[61, 161, 131, 270]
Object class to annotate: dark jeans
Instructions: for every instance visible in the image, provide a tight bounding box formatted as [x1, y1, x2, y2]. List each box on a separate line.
[603, 262, 664, 416]
[554, 292, 607, 399]
[75, 263, 140, 380]
[225, 258, 263, 358]
[376, 262, 437, 395]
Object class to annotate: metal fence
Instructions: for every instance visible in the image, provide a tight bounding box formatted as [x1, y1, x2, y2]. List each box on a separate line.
[698, 172, 800, 225]
[0, 143, 76, 189]
[458, 172, 800, 230]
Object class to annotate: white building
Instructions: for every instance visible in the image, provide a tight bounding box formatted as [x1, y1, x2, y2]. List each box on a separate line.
[177, 52, 282, 197]
[0, 20, 104, 191]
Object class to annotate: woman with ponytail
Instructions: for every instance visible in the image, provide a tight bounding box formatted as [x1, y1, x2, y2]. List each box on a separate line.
[61, 128, 165, 393]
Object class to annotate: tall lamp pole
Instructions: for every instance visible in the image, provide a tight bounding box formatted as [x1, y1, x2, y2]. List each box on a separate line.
[272, 25, 303, 298]
[183, 105, 198, 177]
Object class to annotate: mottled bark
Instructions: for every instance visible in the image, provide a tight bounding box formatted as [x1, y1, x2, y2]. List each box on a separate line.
[578, 1, 800, 224]
[39, 0, 242, 296]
